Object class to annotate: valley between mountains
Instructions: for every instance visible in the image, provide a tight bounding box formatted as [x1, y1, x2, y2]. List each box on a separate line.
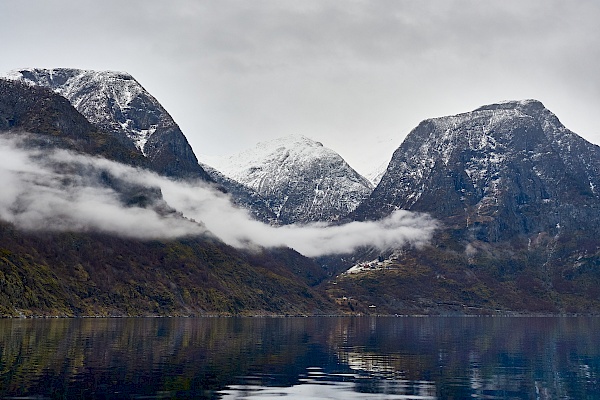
[1, 68, 600, 316]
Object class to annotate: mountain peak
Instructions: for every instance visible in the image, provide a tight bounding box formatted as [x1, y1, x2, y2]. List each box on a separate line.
[354, 99, 600, 242]
[4, 67, 212, 181]
[6, 67, 133, 82]
[411, 98, 566, 151]
[4, 68, 152, 152]
[5, 68, 139, 108]
[474, 99, 545, 112]
[254, 134, 324, 151]
[212, 135, 333, 179]
[206, 135, 373, 224]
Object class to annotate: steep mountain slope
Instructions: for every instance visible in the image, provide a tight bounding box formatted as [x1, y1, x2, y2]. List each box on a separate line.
[337, 100, 600, 314]
[207, 135, 374, 224]
[200, 163, 277, 223]
[4, 68, 211, 181]
[354, 100, 600, 240]
[0, 224, 334, 317]
[0, 78, 147, 167]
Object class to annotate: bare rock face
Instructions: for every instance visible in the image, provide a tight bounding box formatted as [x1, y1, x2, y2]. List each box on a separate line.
[354, 100, 600, 242]
[5, 68, 212, 182]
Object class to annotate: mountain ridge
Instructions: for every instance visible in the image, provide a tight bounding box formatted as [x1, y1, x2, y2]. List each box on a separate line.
[354, 99, 600, 237]
[3, 67, 600, 315]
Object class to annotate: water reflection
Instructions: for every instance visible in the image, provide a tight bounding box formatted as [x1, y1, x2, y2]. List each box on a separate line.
[221, 367, 435, 399]
[0, 317, 598, 399]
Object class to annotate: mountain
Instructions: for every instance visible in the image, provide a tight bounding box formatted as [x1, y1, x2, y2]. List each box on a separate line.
[365, 160, 389, 186]
[354, 99, 600, 239]
[206, 135, 374, 224]
[4, 75, 600, 315]
[0, 77, 173, 219]
[4, 68, 212, 181]
[336, 100, 600, 314]
[0, 78, 148, 167]
[0, 77, 334, 317]
[0, 223, 335, 317]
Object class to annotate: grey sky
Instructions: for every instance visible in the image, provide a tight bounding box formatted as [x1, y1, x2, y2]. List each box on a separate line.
[1, 0, 599, 175]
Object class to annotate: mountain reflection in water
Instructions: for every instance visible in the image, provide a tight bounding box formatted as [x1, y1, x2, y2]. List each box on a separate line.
[0, 317, 598, 399]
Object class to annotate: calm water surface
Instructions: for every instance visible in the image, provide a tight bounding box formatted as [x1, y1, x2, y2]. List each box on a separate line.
[0, 316, 598, 399]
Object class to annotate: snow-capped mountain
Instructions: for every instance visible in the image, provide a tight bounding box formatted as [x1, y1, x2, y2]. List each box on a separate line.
[354, 99, 600, 241]
[332, 100, 600, 315]
[206, 135, 374, 224]
[4, 68, 211, 181]
[5, 75, 600, 314]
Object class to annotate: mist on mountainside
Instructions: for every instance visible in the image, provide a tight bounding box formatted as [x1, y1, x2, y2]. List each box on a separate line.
[0, 135, 437, 257]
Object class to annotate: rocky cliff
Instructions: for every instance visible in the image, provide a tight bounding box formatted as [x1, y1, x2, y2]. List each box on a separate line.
[4, 68, 212, 181]
[355, 100, 600, 241]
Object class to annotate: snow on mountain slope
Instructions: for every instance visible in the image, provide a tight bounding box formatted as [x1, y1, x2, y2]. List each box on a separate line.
[199, 161, 277, 224]
[5, 69, 155, 153]
[4, 68, 211, 181]
[354, 99, 600, 242]
[206, 135, 374, 224]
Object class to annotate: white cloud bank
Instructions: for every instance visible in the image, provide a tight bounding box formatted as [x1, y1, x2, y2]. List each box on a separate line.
[0, 136, 437, 257]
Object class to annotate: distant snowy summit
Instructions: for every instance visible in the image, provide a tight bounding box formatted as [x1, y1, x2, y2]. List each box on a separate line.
[4, 68, 211, 181]
[205, 135, 374, 224]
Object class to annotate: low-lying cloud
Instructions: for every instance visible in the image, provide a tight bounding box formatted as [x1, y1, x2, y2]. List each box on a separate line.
[0, 135, 437, 257]
[0, 136, 206, 239]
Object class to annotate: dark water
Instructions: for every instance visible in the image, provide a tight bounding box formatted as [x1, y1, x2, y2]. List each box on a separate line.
[0, 317, 599, 399]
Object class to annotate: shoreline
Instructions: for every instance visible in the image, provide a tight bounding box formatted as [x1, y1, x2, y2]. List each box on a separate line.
[3, 312, 600, 319]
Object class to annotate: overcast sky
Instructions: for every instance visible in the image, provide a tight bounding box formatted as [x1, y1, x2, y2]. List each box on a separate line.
[1, 0, 599, 175]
